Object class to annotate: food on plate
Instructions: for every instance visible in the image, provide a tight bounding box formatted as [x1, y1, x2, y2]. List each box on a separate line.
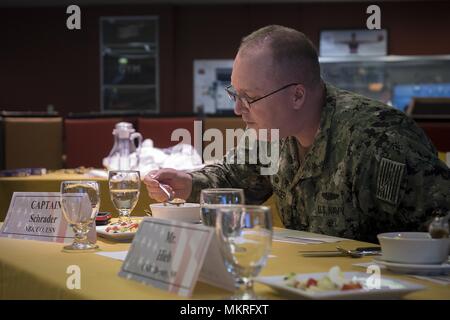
[163, 197, 186, 206]
[105, 221, 139, 233]
[283, 266, 363, 292]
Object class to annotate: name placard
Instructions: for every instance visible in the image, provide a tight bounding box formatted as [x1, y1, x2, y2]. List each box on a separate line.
[119, 217, 235, 297]
[0, 192, 96, 243]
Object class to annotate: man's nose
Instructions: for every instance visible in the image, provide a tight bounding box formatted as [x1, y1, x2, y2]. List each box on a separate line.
[234, 99, 248, 116]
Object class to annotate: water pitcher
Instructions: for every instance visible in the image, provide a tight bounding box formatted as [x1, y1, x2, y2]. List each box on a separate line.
[104, 122, 143, 170]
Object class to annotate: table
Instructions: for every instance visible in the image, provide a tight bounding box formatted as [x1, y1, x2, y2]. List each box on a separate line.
[0, 171, 149, 221]
[0, 171, 283, 227]
[0, 228, 449, 299]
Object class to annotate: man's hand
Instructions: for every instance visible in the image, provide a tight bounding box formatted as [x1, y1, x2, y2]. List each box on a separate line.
[143, 168, 193, 202]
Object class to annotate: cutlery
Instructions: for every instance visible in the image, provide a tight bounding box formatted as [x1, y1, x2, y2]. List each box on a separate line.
[280, 236, 326, 243]
[299, 246, 381, 258]
[159, 184, 186, 206]
[336, 246, 363, 258]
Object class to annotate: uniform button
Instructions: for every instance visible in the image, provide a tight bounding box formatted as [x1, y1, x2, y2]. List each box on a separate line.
[286, 193, 293, 205]
[274, 177, 279, 183]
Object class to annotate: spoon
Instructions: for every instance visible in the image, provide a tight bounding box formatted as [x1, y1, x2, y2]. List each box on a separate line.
[159, 184, 186, 206]
[336, 246, 363, 258]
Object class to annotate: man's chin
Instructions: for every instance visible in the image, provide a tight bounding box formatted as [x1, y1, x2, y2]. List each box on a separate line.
[245, 124, 280, 142]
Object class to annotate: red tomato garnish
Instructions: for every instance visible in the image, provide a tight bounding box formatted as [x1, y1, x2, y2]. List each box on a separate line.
[306, 278, 318, 288]
[341, 282, 363, 290]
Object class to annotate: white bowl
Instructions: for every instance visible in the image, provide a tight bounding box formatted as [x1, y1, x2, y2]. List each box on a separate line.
[149, 203, 201, 223]
[377, 232, 449, 264]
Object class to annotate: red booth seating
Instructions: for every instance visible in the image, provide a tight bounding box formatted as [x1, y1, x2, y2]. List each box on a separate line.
[64, 117, 137, 168]
[408, 98, 450, 152]
[202, 116, 246, 162]
[415, 121, 450, 152]
[137, 117, 198, 148]
[4, 117, 63, 169]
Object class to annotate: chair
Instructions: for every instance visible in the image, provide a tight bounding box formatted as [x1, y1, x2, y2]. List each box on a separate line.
[407, 98, 450, 152]
[137, 116, 199, 148]
[415, 121, 450, 152]
[4, 117, 63, 169]
[0, 116, 4, 170]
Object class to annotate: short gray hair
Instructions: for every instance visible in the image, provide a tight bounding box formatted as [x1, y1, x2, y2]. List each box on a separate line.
[239, 25, 321, 88]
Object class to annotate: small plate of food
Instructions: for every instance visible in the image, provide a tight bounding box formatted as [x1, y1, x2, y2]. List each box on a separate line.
[96, 221, 140, 241]
[255, 266, 424, 299]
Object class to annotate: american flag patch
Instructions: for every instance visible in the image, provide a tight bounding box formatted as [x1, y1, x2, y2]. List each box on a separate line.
[376, 158, 405, 205]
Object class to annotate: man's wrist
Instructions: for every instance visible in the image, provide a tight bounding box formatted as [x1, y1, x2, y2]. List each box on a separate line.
[185, 171, 209, 203]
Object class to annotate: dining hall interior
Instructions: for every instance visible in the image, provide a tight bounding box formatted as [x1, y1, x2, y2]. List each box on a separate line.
[0, 0, 449, 302]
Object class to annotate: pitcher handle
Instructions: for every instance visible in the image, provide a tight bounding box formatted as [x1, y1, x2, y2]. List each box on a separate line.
[130, 132, 143, 149]
[130, 132, 143, 168]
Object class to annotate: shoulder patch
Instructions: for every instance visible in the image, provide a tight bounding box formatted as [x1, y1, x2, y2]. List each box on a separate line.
[376, 157, 405, 205]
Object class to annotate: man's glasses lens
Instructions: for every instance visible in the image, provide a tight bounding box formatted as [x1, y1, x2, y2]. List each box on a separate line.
[226, 85, 237, 102]
[225, 85, 250, 110]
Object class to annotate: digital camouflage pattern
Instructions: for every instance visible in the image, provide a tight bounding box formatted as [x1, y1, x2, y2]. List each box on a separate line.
[187, 83, 450, 242]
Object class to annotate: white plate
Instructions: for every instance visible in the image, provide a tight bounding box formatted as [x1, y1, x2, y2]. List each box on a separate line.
[255, 272, 425, 300]
[373, 257, 450, 275]
[96, 225, 136, 241]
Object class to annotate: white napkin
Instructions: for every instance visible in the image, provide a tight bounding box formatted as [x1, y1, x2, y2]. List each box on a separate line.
[138, 141, 203, 174]
[273, 229, 344, 244]
[96, 250, 276, 262]
[96, 251, 128, 261]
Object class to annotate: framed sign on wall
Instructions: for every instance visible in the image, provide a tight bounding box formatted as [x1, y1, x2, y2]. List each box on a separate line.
[193, 59, 234, 114]
[320, 29, 387, 57]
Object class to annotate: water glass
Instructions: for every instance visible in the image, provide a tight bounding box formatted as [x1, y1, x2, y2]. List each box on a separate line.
[60, 180, 100, 251]
[216, 205, 273, 300]
[108, 170, 141, 223]
[200, 188, 245, 227]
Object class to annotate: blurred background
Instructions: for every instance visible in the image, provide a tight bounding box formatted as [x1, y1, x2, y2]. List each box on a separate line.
[1, 0, 449, 171]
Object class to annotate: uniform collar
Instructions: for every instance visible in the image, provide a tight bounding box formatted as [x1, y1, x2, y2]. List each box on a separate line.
[287, 82, 337, 188]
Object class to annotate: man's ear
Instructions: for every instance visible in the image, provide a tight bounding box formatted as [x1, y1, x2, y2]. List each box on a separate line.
[293, 85, 306, 110]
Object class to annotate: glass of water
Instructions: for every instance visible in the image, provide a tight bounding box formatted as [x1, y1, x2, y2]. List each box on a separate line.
[216, 205, 273, 300]
[200, 188, 245, 227]
[108, 170, 141, 223]
[60, 180, 100, 251]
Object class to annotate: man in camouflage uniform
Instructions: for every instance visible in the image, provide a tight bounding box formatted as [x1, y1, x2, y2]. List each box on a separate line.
[144, 25, 450, 243]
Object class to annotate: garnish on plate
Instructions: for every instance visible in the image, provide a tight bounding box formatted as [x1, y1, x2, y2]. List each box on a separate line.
[284, 266, 363, 292]
[105, 221, 139, 234]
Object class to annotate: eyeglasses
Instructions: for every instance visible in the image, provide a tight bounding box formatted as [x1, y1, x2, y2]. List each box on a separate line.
[225, 82, 300, 110]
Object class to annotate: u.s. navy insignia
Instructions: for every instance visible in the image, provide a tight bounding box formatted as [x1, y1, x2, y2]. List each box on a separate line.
[316, 191, 344, 217]
[376, 157, 405, 205]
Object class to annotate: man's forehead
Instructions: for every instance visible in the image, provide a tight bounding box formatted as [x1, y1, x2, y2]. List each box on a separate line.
[236, 45, 274, 64]
[232, 48, 276, 93]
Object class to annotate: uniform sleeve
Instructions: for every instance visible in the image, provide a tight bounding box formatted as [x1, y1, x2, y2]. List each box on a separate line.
[353, 128, 450, 237]
[186, 144, 273, 204]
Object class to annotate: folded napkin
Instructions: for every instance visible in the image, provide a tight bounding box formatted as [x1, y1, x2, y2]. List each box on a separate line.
[96, 251, 127, 261]
[273, 229, 343, 244]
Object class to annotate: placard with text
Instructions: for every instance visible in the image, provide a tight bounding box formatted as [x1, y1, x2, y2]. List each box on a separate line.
[0, 192, 96, 243]
[119, 217, 235, 297]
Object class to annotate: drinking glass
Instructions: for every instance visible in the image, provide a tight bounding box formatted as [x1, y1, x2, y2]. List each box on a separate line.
[60, 180, 100, 251]
[216, 205, 273, 300]
[200, 188, 245, 227]
[108, 170, 141, 223]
